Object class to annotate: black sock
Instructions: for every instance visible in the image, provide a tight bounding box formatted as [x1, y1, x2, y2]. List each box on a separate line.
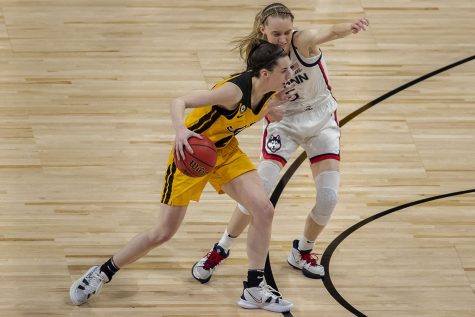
[247, 269, 264, 288]
[100, 257, 120, 281]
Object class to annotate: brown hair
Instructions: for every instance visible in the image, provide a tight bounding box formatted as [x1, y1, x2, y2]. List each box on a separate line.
[232, 3, 294, 60]
[246, 39, 287, 77]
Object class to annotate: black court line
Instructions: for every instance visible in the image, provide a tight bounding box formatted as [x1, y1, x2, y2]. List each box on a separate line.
[320, 189, 475, 316]
[264, 54, 475, 317]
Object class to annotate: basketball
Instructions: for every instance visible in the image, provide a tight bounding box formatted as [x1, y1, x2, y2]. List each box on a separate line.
[174, 135, 217, 177]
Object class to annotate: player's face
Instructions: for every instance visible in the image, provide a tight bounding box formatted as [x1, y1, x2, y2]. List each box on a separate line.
[261, 16, 293, 54]
[267, 56, 292, 91]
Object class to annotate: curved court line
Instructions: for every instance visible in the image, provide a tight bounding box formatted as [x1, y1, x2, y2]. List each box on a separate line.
[263, 54, 475, 317]
[320, 189, 475, 316]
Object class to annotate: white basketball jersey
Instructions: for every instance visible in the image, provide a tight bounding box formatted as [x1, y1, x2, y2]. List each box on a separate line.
[282, 31, 337, 116]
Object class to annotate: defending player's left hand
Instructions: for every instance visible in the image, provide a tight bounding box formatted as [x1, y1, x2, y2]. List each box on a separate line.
[273, 82, 297, 105]
[350, 17, 369, 34]
[266, 105, 285, 122]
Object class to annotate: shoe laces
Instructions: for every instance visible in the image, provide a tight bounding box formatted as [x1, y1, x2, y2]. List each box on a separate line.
[299, 251, 319, 267]
[258, 282, 282, 302]
[203, 249, 226, 270]
[83, 270, 106, 295]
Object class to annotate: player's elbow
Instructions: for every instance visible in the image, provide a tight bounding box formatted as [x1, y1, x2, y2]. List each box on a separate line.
[170, 97, 187, 110]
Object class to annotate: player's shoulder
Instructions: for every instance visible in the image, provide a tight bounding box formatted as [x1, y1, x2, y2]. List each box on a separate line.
[210, 81, 243, 109]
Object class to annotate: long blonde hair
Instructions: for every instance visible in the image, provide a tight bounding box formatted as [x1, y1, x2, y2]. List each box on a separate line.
[232, 3, 294, 61]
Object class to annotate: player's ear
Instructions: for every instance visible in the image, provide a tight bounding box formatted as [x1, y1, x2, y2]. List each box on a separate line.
[260, 68, 270, 78]
[259, 25, 265, 36]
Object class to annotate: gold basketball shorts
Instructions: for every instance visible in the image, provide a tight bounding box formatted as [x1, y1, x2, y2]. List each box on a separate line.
[160, 138, 256, 206]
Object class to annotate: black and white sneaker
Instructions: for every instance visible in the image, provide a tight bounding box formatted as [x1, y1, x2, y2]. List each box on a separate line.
[70, 266, 109, 305]
[238, 281, 293, 313]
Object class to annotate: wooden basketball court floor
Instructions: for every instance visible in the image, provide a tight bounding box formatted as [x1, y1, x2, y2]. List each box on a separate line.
[0, 1, 474, 316]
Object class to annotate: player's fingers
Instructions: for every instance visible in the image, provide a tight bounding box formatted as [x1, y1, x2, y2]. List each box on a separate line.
[184, 140, 194, 155]
[285, 82, 296, 91]
[354, 24, 363, 32]
[287, 91, 297, 101]
[179, 146, 186, 160]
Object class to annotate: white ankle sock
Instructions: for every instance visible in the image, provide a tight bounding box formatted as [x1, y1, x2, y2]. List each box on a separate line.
[218, 228, 236, 251]
[298, 236, 315, 251]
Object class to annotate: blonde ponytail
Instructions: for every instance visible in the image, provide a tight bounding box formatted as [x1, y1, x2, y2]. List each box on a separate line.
[231, 3, 294, 61]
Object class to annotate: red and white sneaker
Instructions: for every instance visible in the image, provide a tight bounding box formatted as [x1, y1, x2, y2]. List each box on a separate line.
[287, 239, 325, 279]
[191, 243, 229, 283]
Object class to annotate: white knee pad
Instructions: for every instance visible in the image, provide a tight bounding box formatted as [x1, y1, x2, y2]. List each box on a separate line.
[310, 171, 340, 226]
[237, 160, 281, 215]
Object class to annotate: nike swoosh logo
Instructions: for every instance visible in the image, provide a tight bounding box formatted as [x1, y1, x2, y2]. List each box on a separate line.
[237, 115, 244, 118]
[246, 290, 263, 303]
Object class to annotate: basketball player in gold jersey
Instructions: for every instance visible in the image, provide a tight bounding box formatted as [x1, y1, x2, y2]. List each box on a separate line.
[70, 40, 296, 313]
[192, 3, 369, 282]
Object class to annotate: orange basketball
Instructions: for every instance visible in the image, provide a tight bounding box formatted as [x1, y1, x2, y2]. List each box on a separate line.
[174, 135, 217, 177]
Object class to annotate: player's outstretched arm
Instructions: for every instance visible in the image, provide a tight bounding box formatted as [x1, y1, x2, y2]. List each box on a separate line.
[294, 17, 369, 52]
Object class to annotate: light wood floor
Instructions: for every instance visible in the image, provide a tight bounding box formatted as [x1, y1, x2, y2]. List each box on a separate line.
[1, 1, 474, 316]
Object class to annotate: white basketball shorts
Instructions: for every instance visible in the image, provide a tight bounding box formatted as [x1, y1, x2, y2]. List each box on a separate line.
[261, 105, 340, 166]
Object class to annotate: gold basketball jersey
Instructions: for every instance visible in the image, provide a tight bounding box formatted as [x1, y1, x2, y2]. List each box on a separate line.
[184, 72, 274, 148]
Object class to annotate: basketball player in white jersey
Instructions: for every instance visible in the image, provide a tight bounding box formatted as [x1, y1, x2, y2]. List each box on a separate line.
[192, 3, 369, 282]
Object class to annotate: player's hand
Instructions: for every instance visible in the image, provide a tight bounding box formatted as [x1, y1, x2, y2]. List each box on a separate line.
[350, 17, 369, 34]
[174, 127, 202, 160]
[273, 82, 297, 105]
[267, 105, 285, 122]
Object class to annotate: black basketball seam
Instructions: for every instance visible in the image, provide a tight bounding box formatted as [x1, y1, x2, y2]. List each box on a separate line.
[187, 143, 216, 150]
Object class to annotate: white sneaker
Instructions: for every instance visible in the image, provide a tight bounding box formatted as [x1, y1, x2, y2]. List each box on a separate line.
[192, 243, 229, 283]
[287, 239, 325, 279]
[238, 281, 293, 313]
[70, 266, 109, 305]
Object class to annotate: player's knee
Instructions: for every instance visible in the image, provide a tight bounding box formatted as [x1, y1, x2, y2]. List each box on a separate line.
[238, 160, 281, 216]
[310, 171, 340, 226]
[147, 228, 175, 247]
[250, 200, 275, 225]
[310, 187, 338, 225]
[257, 160, 281, 195]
